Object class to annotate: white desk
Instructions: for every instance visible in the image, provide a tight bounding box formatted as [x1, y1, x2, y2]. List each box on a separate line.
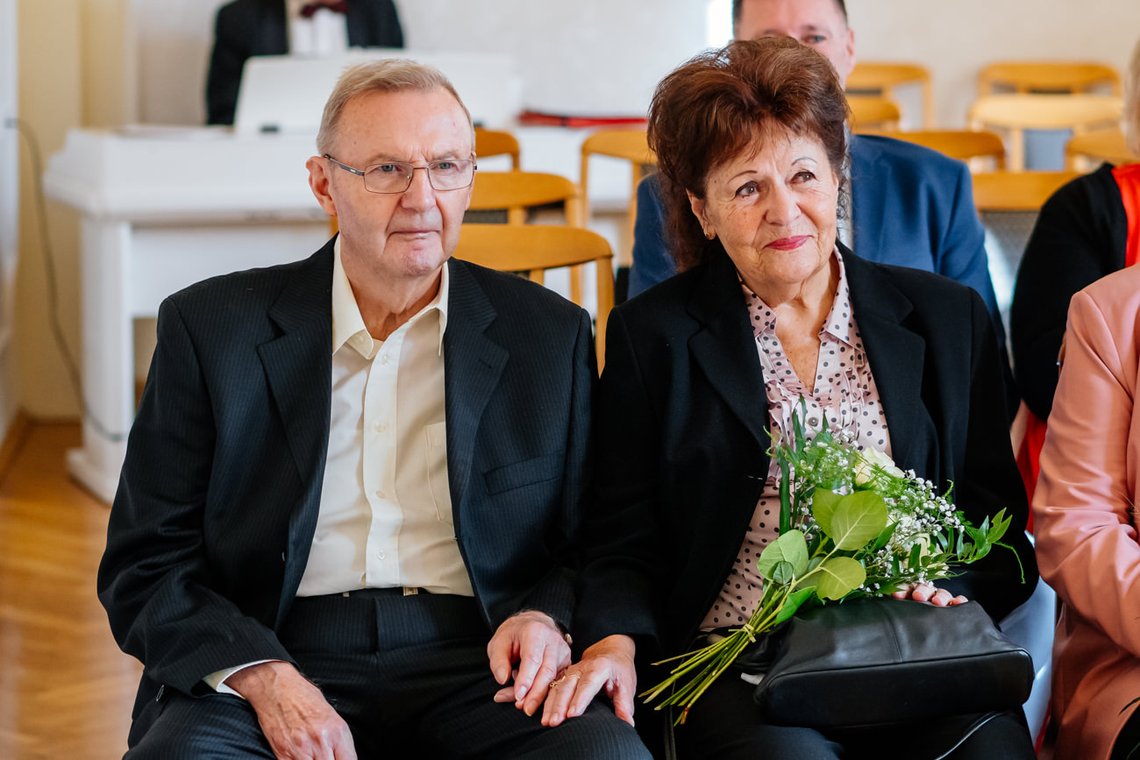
[45, 125, 635, 503]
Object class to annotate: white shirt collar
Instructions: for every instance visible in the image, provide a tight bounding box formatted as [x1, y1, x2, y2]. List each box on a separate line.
[331, 236, 449, 358]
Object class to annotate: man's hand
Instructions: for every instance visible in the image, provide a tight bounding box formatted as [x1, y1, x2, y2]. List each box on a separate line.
[487, 610, 571, 717]
[226, 661, 357, 760]
[540, 634, 637, 728]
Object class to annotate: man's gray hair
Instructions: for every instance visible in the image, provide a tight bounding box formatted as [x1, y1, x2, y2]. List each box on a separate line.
[316, 59, 474, 155]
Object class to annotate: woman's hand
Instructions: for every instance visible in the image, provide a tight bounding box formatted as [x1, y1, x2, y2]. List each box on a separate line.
[891, 582, 968, 606]
[536, 634, 638, 728]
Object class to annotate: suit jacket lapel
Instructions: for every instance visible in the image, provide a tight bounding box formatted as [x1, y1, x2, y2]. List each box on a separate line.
[257, 242, 334, 615]
[842, 249, 932, 475]
[442, 260, 508, 528]
[850, 136, 889, 260]
[687, 252, 769, 451]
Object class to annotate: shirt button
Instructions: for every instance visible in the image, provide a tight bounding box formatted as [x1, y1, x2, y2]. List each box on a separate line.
[380, 354, 391, 365]
[376, 421, 388, 433]
[375, 490, 387, 500]
[377, 550, 387, 560]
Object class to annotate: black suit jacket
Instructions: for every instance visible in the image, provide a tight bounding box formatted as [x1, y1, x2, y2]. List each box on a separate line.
[1010, 163, 1128, 420]
[206, 0, 405, 125]
[574, 246, 1037, 658]
[98, 240, 595, 717]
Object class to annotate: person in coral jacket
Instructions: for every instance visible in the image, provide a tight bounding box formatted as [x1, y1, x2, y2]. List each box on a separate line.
[1034, 263, 1140, 760]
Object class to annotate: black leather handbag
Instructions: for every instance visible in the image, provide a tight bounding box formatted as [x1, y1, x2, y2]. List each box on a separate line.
[740, 599, 1033, 730]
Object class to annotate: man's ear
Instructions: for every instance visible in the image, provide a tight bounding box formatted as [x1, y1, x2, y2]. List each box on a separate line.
[307, 155, 337, 217]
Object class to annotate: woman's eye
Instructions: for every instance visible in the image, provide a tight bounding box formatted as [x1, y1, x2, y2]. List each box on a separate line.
[735, 181, 758, 198]
[375, 164, 400, 174]
[793, 170, 817, 183]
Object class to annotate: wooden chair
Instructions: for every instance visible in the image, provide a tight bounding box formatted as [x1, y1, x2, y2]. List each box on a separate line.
[454, 224, 615, 369]
[847, 62, 933, 128]
[1066, 126, 1140, 171]
[579, 128, 657, 269]
[847, 95, 902, 132]
[474, 127, 521, 169]
[972, 170, 1080, 212]
[467, 170, 582, 226]
[978, 61, 1121, 96]
[968, 93, 1123, 170]
[863, 129, 1006, 171]
[972, 170, 1080, 292]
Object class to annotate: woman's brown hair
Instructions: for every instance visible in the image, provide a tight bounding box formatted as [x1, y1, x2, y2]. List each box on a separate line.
[647, 37, 849, 270]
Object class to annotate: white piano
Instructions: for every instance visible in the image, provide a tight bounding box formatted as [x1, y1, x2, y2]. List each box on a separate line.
[44, 53, 638, 502]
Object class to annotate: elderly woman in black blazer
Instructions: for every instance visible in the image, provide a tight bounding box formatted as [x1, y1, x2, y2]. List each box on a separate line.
[540, 38, 1038, 759]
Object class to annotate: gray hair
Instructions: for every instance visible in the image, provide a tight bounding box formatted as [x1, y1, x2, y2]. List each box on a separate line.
[1127, 39, 1140, 155]
[316, 59, 474, 155]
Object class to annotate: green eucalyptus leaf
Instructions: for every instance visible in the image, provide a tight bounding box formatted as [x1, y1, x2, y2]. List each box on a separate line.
[987, 508, 1011, 544]
[908, 542, 923, 571]
[871, 522, 897, 552]
[811, 489, 842, 537]
[829, 492, 889, 550]
[774, 587, 817, 624]
[815, 556, 866, 600]
[771, 560, 795, 585]
[757, 530, 809, 580]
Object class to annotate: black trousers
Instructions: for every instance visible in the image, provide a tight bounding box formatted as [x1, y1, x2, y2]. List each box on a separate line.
[125, 589, 649, 759]
[672, 666, 1036, 760]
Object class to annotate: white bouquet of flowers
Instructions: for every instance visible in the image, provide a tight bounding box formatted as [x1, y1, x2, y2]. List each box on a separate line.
[642, 406, 1019, 724]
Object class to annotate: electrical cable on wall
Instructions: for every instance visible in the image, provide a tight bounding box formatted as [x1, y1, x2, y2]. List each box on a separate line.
[6, 116, 126, 444]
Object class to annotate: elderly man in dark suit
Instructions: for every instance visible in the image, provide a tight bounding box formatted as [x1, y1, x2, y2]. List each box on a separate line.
[206, 0, 405, 125]
[99, 58, 649, 759]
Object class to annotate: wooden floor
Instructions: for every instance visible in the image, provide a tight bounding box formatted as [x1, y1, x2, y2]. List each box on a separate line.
[0, 423, 139, 759]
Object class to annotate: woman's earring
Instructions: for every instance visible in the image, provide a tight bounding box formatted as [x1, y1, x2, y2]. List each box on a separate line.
[704, 228, 715, 240]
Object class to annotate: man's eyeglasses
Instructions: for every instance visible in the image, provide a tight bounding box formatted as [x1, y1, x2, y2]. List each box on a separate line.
[322, 154, 477, 194]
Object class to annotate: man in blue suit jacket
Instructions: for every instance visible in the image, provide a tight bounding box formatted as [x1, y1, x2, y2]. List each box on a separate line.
[629, 0, 1004, 345]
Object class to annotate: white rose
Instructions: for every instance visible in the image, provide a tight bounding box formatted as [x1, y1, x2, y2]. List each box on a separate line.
[854, 447, 905, 485]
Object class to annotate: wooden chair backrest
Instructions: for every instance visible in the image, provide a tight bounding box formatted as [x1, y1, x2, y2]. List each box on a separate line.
[971, 170, 1081, 212]
[1066, 126, 1140, 171]
[579, 128, 656, 269]
[468, 170, 582, 226]
[847, 61, 933, 127]
[978, 61, 1121, 96]
[474, 127, 521, 170]
[862, 129, 1007, 171]
[454, 224, 615, 369]
[968, 93, 1123, 170]
[848, 95, 902, 132]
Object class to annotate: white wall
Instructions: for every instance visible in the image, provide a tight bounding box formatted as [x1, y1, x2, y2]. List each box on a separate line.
[136, 0, 708, 125]
[134, 0, 1140, 129]
[849, 0, 1140, 128]
[0, 0, 19, 436]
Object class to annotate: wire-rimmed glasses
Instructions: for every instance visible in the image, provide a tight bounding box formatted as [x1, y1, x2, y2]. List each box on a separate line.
[322, 154, 477, 194]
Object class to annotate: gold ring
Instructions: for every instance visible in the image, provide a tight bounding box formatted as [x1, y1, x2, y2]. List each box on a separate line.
[550, 675, 566, 688]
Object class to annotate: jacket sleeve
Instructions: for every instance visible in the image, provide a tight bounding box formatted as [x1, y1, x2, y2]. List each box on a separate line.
[573, 308, 663, 650]
[939, 289, 1038, 622]
[1010, 173, 1122, 420]
[1034, 288, 1140, 657]
[511, 309, 596, 632]
[97, 297, 293, 695]
[627, 176, 678, 299]
[205, 3, 248, 126]
[933, 159, 1005, 347]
